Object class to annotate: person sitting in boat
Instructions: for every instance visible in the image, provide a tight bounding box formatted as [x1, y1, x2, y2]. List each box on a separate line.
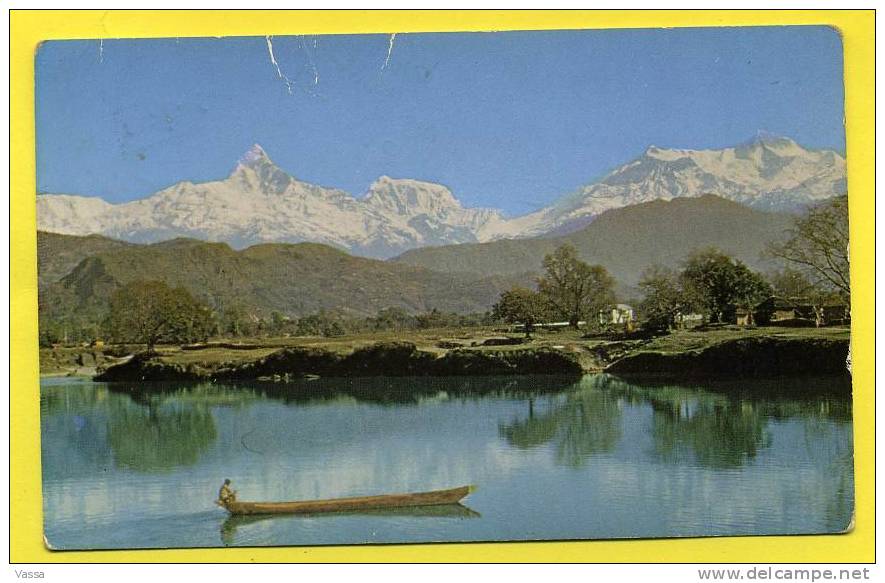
[218, 479, 237, 505]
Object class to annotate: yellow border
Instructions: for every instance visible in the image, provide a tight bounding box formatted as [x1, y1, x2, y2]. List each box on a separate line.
[11, 10, 874, 563]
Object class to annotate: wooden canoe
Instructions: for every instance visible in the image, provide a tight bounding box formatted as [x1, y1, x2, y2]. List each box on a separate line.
[217, 485, 474, 516]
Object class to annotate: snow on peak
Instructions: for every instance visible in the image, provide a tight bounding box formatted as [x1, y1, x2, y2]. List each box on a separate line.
[239, 143, 271, 166]
[746, 130, 795, 147]
[365, 176, 462, 214]
[35, 135, 846, 258]
[226, 144, 297, 196]
[230, 143, 279, 179]
[644, 145, 689, 161]
[547, 136, 846, 229]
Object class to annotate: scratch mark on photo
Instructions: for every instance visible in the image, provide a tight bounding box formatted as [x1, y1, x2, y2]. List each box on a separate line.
[381, 33, 397, 74]
[266, 36, 294, 95]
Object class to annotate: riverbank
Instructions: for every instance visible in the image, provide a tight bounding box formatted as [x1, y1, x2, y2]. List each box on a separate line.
[41, 325, 850, 382]
[94, 341, 585, 382]
[606, 334, 850, 379]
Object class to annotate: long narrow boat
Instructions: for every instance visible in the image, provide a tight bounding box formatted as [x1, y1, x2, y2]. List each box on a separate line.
[217, 485, 474, 516]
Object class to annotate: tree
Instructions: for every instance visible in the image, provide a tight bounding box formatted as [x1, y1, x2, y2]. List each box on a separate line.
[415, 309, 462, 329]
[767, 267, 817, 299]
[371, 307, 418, 331]
[637, 265, 684, 331]
[681, 249, 772, 322]
[537, 244, 616, 328]
[105, 280, 214, 350]
[218, 303, 250, 337]
[295, 310, 347, 337]
[269, 311, 288, 335]
[768, 196, 849, 299]
[492, 287, 548, 336]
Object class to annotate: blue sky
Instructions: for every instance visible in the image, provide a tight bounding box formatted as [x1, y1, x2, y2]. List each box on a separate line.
[36, 26, 844, 216]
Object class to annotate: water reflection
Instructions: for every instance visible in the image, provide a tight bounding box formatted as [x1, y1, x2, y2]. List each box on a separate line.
[107, 375, 582, 406]
[498, 374, 851, 470]
[106, 401, 217, 472]
[649, 400, 770, 468]
[499, 388, 622, 466]
[40, 374, 854, 548]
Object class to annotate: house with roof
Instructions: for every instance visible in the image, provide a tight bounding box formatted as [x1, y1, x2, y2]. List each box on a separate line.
[752, 296, 848, 327]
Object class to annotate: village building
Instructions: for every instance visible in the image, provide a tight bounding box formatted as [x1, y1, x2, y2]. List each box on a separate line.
[754, 297, 815, 325]
[674, 311, 705, 329]
[821, 304, 850, 325]
[593, 304, 635, 332]
[735, 307, 754, 326]
[598, 304, 634, 326]
[752, 296, 849, 327]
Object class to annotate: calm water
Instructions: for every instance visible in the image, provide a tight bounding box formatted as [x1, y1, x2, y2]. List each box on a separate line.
[40, 374, 854, 549]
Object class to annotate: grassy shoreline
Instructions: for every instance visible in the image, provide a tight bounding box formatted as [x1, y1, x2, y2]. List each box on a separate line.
[40, 325, 850, 383]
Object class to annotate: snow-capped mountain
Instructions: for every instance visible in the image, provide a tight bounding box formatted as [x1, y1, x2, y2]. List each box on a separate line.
[510, 132, 847, 237]
[37, 145, 508, 258]
[37, 135, 846, 256]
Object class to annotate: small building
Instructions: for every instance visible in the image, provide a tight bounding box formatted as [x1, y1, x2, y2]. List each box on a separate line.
[598, 304, 634, 326]
[536, 321, 586, 329]
[755, 297, 814, 324]
[674, 312, 705, 329]
[754, 296, 839, 326]
[506, 321, 587, 333]
[735, 308, 754, 326]
[821, 304, 850, 325]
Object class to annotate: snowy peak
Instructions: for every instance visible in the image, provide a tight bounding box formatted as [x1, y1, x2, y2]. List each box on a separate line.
[364, 176, 463, 217]
[37, 146, 504, 258]
[538, 135, 846, 234]
[36, 136, 847, 257]
[238, 143, 271, 166]
[742, 130, 798, 148]
[643, 133, 804, 163]
[228, 143, 293, 194]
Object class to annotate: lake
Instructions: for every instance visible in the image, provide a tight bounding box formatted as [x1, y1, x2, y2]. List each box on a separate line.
[40, 374, 854, 549]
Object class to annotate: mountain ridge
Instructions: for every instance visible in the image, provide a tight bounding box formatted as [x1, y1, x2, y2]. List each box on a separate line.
[37, 135, 844, 257]
[393, 194, 796, 287]
[37, 234, 526, 328]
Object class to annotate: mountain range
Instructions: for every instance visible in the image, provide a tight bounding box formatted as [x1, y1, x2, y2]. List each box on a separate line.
[37, 134, 845, 258]
[38, 194, 800, 331]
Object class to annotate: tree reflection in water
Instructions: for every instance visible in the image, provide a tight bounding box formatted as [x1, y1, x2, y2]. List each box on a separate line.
[106, 399, 218, 472]
[499, 378, 622, 466]
[499, 374, 851, 470]
[649, 398, 770, 469]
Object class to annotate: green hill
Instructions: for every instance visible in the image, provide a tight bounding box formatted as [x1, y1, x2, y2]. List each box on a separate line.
[394, 195, 793, 285]
[38, 237, 523, 326]
[38, 231, 133, 289]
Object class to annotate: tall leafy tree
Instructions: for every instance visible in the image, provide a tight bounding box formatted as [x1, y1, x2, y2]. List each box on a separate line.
[681, 249, 771, 322]
[105, 280, 214, 350]
[768, 195, 850, 299]
[492, 287, 548, 336]
[767, 267, 817, 299]
[537, 244, 616, 328]
[637, 265, 685, 331]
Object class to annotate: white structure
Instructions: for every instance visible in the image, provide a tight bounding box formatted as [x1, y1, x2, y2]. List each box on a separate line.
[599, 304, 634, 326]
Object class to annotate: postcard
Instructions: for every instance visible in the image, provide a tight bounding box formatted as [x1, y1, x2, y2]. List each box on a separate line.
[35, 25, 853, 550]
